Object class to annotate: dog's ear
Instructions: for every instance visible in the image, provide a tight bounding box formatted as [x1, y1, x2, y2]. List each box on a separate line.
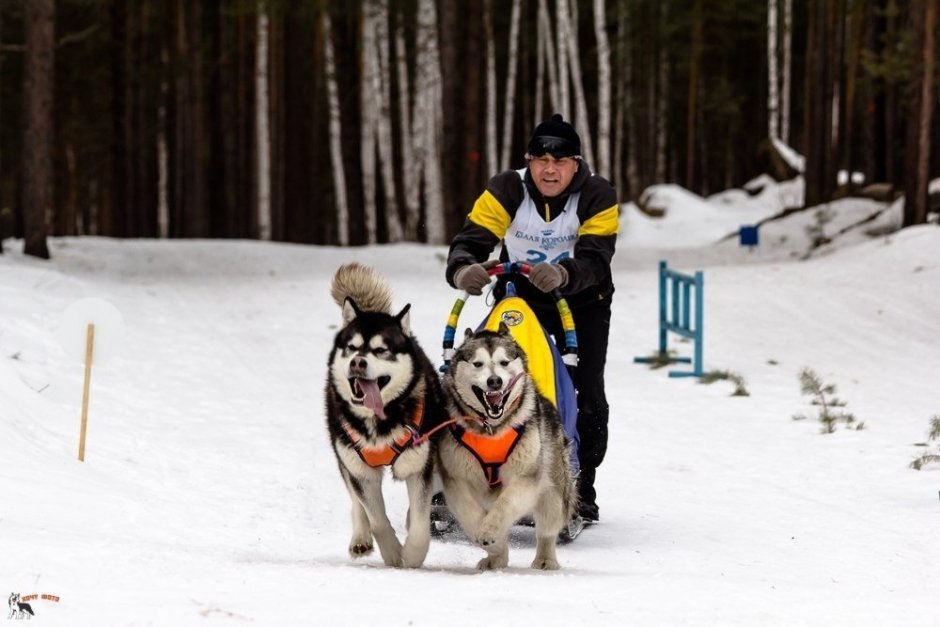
[396, 303, 412, 335]
[342, 297, 361, 325]
[497, 321, 511, 336]
[464, 327, 474, 340]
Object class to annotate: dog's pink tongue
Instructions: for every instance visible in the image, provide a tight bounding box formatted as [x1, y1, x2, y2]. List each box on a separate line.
[359, 379, 386, 419]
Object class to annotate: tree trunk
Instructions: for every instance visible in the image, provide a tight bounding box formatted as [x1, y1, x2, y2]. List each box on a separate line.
[804, 0, 836, 207]
[323, 11, 349, 246]
[499, 0, 522, 171]
[439, 0, 484, 236]
[560, 0, 594, 167]
[328, 4, 365, 245]
[22, 0, 55, 259]
[841, 0, 865, 189]
[686, 0, 702, 187]
[593, 0, 612, 179]
[781, 0, 793, 144]
[768, 0, 780, 139]
[255, 3, 271, 240]
[556, 0, 569, 116]
[655, 4, 669, 184]
[360, 1, 379, 243]
[538, 0, 560, 115]
[904, 0, 936, 226]
[415, 0, 445, 243]
[371, 0, 402, 242]
[484, 0, 497, 176]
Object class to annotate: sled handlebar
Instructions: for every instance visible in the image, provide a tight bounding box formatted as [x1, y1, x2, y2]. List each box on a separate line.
[442, 261, 578, 370]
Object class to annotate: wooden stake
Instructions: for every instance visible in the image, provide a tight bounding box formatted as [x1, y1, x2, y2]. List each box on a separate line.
[78, 322, 95, 462]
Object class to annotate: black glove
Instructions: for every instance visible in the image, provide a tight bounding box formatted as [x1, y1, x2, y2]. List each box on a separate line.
[454, 260, 499, 295]
[529, 262, 568, 292]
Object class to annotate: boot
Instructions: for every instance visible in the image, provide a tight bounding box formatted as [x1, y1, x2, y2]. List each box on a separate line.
[577, 468, 599, 523]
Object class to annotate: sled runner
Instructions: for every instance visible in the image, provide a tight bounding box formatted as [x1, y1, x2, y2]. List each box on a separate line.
[433, 261, 585, 541]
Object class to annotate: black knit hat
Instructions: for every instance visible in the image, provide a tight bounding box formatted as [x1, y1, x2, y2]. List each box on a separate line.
[527, 113, 581, 158]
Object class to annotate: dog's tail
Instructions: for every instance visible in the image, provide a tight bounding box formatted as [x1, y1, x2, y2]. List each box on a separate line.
[330, 263, 393, 313]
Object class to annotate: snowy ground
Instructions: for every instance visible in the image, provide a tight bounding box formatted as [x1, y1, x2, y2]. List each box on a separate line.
[2, 181, 939, 626]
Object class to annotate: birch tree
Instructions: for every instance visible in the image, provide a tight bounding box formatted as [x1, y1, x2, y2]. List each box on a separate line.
[255, 2, 271, 241]
[411, 0, 445, 243]
[359, 1, 379, 243]
[498, 0, 522, 171]
[371, 0, 402, 241]
[484, 0, 497, 175]
[768, 0, 780, 139]
[538, 0, 560, 116]
[396, 12, 419, 239]
[592, 0, 612, 179]
[781, 0, 793, 144]
[323, 11, 348, 246]
[655, 4, 669, 183]
[555, 0, 569, 116]
[558, 0, 594, 167]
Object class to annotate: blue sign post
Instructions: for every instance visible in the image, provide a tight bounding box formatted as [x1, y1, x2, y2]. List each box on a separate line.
[739, 225, 759, 249]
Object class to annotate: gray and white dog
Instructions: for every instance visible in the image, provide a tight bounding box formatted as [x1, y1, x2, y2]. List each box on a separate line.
[437, 324, 576, 570]
[325, 263, 446, 568]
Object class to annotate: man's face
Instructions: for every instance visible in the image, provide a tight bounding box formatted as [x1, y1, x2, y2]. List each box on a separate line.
[528, 155, 579, 198]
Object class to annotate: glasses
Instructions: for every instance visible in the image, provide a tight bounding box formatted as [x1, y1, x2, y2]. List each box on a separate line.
[527, 154, 577, 168]
[526, 135, 580, 159]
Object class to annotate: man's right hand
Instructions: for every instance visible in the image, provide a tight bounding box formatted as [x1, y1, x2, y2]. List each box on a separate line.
[453, 259, 499, 295]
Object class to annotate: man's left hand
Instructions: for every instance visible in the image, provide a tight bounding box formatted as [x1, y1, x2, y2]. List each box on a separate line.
[529, 262, 568, 292]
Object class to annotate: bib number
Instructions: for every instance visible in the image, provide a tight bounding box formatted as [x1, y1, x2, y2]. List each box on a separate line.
[524, 250, 571, 264]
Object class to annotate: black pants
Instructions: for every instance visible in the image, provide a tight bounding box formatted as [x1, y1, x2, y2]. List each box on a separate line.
[529, 290, 612, 500]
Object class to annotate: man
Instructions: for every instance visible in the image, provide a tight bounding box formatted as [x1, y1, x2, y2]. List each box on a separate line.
[445, 114, 619, 523]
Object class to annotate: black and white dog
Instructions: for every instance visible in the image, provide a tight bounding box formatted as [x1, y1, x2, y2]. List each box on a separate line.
[437, 324, 577, 570]
[325, 263, 446, 568]
[8, 594, 34, 620]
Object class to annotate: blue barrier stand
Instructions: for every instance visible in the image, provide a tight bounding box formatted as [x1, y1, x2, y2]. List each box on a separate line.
[633, 260, 704, 378]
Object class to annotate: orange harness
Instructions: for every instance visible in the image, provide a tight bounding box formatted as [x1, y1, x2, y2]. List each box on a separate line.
[452, 423, 526, 487]
[342, 398, 425, 468]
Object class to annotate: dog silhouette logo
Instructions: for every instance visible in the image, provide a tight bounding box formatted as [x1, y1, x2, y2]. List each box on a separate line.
[7, 593, 34, 620]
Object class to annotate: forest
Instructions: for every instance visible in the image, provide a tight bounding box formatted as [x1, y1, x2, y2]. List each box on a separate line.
[1, 0, 937, 258]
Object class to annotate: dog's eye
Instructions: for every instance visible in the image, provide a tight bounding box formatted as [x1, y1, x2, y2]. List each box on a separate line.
[346, 343, 359, 352]
[499, 360, 510, 367]
[373, 347, 388, 356]
[472, 361, 484, 368]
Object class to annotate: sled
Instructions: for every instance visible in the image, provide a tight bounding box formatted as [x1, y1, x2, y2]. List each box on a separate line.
[432, 261, 585, 541]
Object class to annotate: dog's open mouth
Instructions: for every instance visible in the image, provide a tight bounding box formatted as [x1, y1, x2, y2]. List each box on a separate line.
[471, 373, 523, 420]
[349, 375, 391, 419]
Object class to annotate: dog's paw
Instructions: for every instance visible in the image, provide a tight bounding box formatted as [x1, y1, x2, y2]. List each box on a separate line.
[401, 541, 429, 569]
[476, 518, 503, 548]
[377, 540, 403, 568]
[348, 541, 374, 558]
[530, 557, 561, 571]
[476, 554, 508, 571]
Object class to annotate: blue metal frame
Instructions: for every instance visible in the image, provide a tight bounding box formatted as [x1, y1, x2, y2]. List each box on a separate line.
[633, 260, 704, 377]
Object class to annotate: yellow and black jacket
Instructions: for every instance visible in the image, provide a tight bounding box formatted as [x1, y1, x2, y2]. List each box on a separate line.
[446, 162, 619, 310]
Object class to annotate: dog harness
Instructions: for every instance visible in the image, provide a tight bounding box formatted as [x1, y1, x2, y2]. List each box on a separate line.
[451, 423, 526, 487]
[342, 398, 425, 468]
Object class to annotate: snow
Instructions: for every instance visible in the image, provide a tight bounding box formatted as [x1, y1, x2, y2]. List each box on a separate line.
[2, 178, 939, 626]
